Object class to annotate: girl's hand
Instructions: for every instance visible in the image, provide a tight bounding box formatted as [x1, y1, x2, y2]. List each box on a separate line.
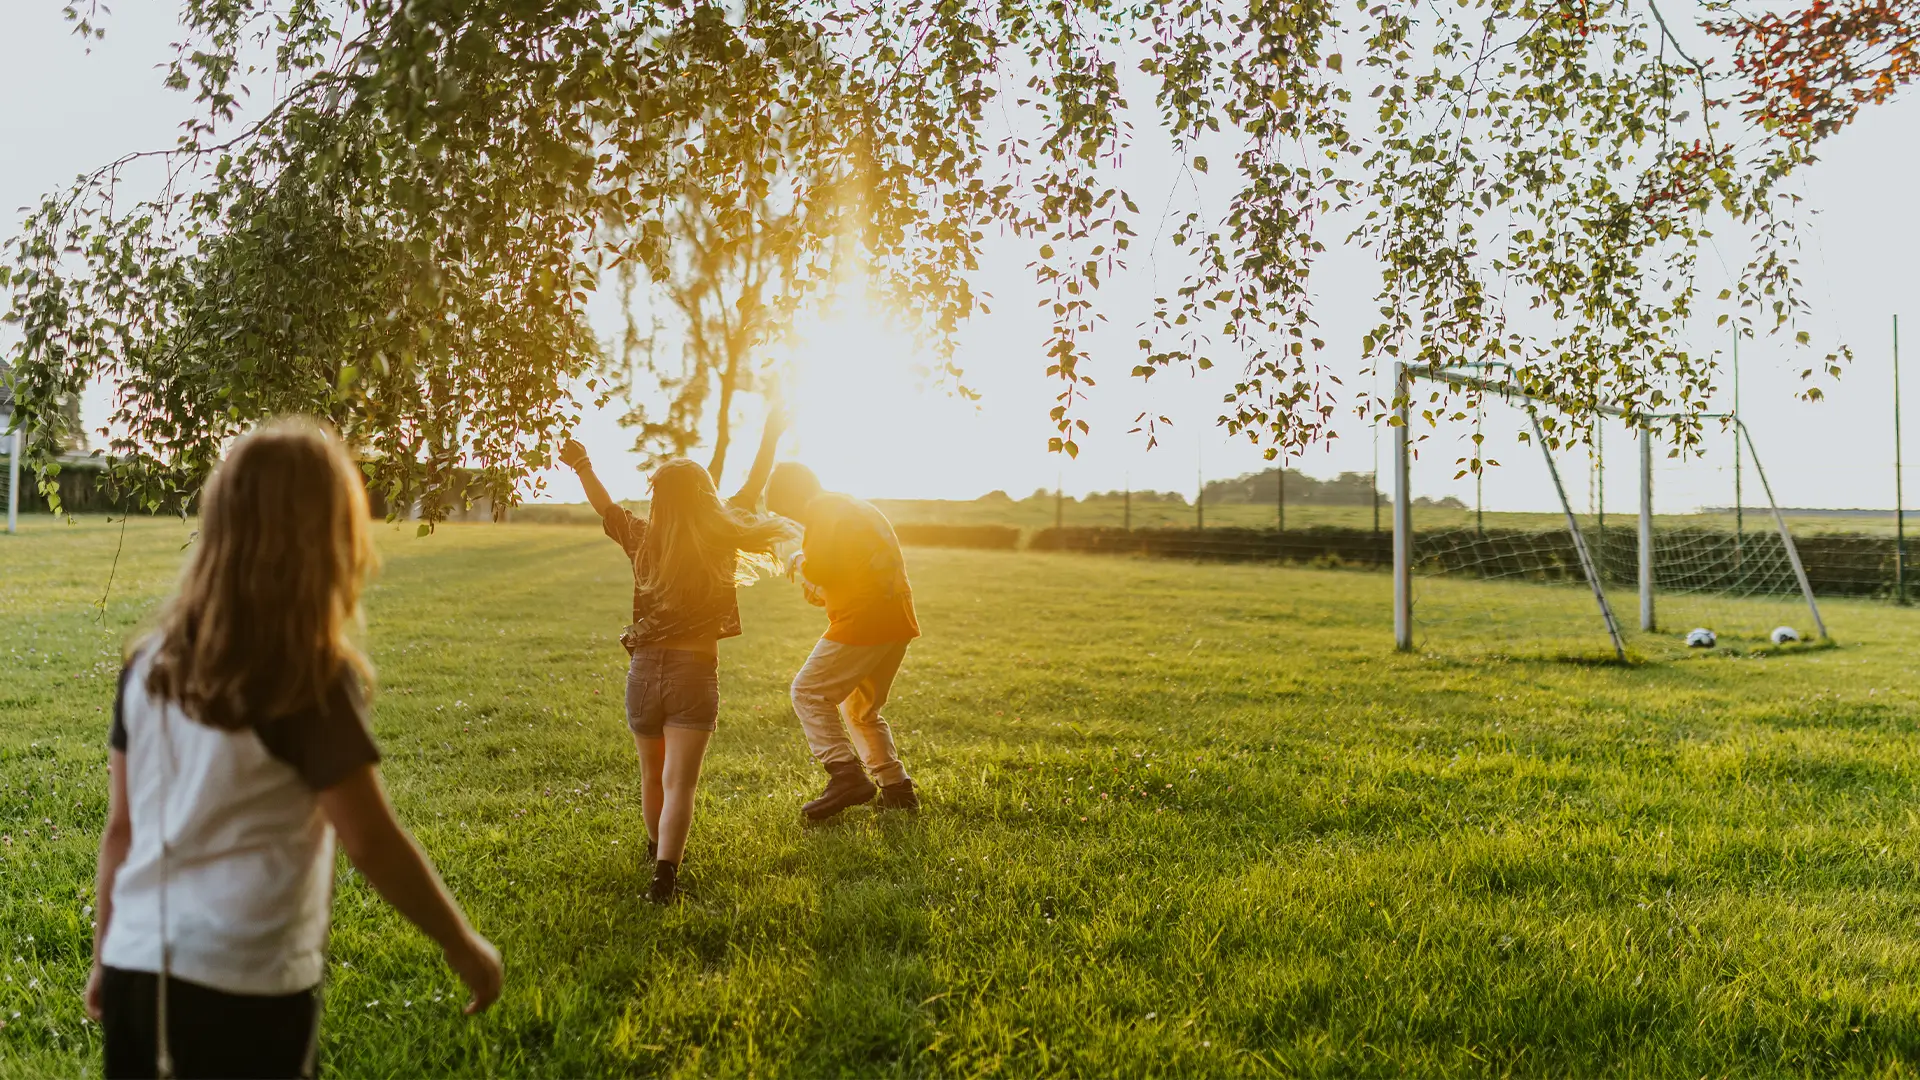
[84, 963, 104, 1022]
[447, 930, 504, 1015]
[558, 439, 591, 471]
[764, 399, 791, 435]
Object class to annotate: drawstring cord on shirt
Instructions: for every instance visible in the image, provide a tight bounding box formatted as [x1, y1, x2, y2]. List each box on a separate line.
[154, 688, 177, 1080]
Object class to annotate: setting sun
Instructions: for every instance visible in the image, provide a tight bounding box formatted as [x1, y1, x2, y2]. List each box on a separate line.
[774, 302, 985, 500]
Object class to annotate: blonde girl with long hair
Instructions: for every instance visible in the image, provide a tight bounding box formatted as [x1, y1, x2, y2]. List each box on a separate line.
[88, 419, 502, 1079]
[560, 407, 794, 903]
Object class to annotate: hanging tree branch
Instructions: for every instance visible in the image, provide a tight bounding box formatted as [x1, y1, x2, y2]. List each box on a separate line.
[5, 0, 1908, 516]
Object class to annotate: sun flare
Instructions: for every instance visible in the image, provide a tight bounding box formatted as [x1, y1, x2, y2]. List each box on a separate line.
[773, 302, 980, 500]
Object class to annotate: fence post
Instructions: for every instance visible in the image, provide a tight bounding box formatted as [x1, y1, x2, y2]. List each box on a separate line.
[1372, 417, 1382, 534]
[6, 427, 17, 535]
[1474, 405, 1484, 538]
[1195, 445, 1204, 531]
[1896, 314, 1906, 604]
[1393, 362, 1413, 651]
[1595, 422, 1605, 575]
[1733, 332, 1743, 566]
[1639, 426, 1655, 633]
[1277, 459, 1286, 533]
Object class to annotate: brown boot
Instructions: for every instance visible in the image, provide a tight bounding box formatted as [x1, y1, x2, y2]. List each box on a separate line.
[877, 777, 920, 811]
[802, 761, 876, 823]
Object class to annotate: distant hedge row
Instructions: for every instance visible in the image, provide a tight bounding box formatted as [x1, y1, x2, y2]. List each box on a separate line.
[1023, 524, 1911, 598]
[893, 523, 1022, 550]
[1028, 524, 1393, 567]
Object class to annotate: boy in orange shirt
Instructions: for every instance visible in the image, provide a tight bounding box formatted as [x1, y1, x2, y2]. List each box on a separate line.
[766, 464, 921, 821]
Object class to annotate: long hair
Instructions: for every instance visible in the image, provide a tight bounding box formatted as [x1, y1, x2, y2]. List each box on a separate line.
[636, 458, 794, 611]
[144, 418, 375, 730]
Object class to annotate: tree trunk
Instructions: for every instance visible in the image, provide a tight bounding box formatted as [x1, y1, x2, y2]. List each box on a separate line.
[707, 242, 763, 485]
[706, 375, 735, 483]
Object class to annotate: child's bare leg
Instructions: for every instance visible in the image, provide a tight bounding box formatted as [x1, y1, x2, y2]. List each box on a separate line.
[654, 727, 712, 864]
[633, 734, 666, 846]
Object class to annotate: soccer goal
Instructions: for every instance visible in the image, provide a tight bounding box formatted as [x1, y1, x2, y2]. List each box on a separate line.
[1390, 362, 1828, 660]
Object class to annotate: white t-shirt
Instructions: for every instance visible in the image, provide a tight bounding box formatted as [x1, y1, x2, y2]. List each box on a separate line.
[101, 645, 379, 996]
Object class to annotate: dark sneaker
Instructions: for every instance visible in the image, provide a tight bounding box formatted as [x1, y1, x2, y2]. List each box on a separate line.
[877, 778, 920, 811]
[648, 860, 679, 904]
[802, 762, 877, 823]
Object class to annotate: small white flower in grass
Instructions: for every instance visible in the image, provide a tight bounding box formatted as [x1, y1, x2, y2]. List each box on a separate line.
[1145, 1012, 1156, 1020]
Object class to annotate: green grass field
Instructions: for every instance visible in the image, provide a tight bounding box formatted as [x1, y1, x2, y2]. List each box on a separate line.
[9, 516, 1920, 1076]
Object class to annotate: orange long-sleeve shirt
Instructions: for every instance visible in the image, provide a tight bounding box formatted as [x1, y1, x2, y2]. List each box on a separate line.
[796, 493, 920, 645]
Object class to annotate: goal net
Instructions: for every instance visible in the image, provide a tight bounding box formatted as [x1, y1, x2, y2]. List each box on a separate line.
[1393, 365, 1827, 661]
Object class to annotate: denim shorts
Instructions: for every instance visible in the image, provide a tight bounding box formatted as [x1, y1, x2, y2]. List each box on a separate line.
[625, 647, 720, 738]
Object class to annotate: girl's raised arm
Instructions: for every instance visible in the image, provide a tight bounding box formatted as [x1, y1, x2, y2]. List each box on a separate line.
[561, 439, 617, 517]
[729, 403, 791, 510]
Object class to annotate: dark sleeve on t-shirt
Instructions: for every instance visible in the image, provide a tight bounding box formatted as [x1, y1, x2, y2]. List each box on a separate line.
[109, 662, 134, 752]
[254, 669, 382, 792]
[602, 504, 647, 558]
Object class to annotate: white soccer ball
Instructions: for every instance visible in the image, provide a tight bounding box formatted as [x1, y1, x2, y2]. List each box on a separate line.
[1685, 627, 1717, 649]
[1770, 625, 1800, 645]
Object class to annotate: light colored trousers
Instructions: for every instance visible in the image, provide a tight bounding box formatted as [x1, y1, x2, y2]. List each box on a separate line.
[789, 638, 912, 786]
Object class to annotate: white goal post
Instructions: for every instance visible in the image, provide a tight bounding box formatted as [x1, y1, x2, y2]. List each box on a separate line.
[1391, 361, 1828, 657]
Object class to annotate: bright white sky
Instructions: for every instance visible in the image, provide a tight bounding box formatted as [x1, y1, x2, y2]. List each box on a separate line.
[3, 3, 1916, 511]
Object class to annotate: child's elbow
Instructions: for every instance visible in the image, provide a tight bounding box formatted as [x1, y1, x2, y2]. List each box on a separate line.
[102, 817, 133, 850]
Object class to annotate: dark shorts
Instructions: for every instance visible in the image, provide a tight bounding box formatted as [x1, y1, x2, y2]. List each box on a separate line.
[625, 646, 719, 738]
[101, 966, 319, 1079]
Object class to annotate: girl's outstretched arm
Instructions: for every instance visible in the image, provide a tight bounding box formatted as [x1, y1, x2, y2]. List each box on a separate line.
[83, 750, 132, 1021]
[728, 403, 790, 510]
[318, 765, 503, 1014]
